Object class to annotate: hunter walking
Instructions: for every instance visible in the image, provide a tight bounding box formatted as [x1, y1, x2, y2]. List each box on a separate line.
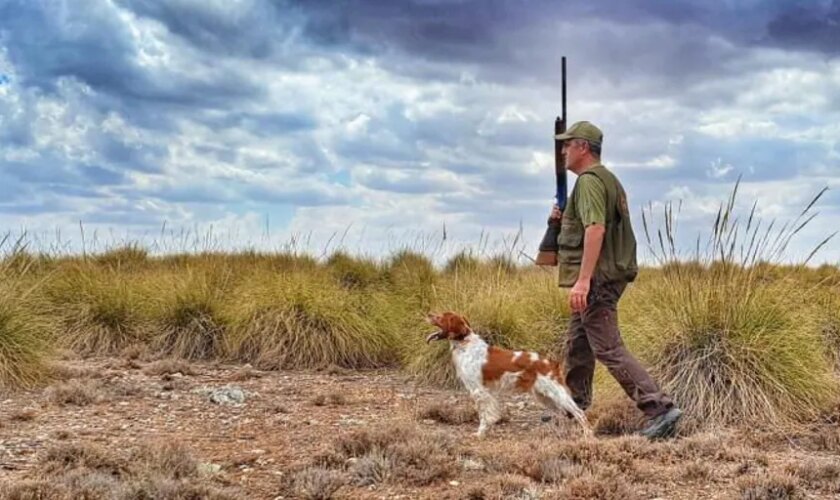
[550, 121, 683, 439]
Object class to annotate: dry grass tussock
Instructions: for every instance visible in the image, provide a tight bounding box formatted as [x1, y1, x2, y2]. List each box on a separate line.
[737, 472, 802, 500]
[0, 440, 242, 500]
[148, 267, 231, 360]
[310, 391, 347, 406]
[46, 379, 105, 406]
[0, 246, 54, 389]
[417, 401, 478, 425]
[222, 268, 403, 370]
[303, 421, 459, 491]
[45, 264, 153, 356]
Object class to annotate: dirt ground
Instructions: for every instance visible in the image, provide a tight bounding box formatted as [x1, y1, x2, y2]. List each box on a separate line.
[2, 357, 840, 499]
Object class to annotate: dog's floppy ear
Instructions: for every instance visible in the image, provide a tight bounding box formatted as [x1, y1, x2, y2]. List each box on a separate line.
[441, 312, 471, 340]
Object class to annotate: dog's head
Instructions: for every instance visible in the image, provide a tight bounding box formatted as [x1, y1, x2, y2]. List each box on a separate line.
[425, 312, 472, 343]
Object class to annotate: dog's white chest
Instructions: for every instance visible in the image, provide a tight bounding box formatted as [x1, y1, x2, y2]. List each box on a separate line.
[451, 334, 488, 391]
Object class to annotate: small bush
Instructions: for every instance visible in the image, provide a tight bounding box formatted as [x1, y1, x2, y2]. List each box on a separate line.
[476, 474, 537, 500]
[348, 450, 391, 486]
[784, 458, 840, 491]
[47, 379, 103, 406]
[15, 440, 243, 499]
[560, 471, 637, 500]
[738, 473, 801, 500]
[129, 441, 198, 480]
[537, 457, 586, 484]
[418, 402, 477, 424]
[121, 475, 241, 500]
[292, 466, 346, 500]
[682, 460, 712, 481]
[0, 480, 69, 500]
[322, 423, 456, 487]
[310, 391, 347, 407]
[41, 442, 125, 476]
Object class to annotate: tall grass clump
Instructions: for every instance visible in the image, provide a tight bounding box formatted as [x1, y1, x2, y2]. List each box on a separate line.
[223, 268, 403, 370]
[92, 242, 149, 270]
[443, 249, 480, 274]
[625, 181, 838, 430]
[0, 256, 54, 389]
[46, 264, 152, 356]
[325, 251, 384, 289]
[149, 267, 232, 360]
[387, 249, 437, 310]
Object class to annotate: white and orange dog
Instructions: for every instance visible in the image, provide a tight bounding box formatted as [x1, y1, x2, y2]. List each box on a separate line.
[426, 312, 591, 438]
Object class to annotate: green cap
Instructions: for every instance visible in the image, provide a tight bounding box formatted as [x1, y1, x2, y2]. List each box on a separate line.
[554, 120, 603, 144]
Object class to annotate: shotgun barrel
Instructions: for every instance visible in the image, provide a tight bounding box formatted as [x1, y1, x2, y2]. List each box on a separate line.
[535, 56, 567, 266]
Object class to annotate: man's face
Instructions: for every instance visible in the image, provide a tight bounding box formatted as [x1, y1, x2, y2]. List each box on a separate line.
[563, 139, 584, 170]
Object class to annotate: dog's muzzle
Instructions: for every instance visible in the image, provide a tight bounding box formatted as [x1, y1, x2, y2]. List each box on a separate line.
[426, 331, 444, 343]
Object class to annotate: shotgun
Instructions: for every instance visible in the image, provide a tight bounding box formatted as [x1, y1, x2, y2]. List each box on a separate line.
[535, 56, 567, 266]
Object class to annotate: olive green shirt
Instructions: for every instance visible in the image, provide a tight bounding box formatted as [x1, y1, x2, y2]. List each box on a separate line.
[575, 174, 607, 227]
[556, 164, 638, 287]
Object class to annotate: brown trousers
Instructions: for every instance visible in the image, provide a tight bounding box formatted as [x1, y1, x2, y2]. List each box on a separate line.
[564, 279, 673, 418]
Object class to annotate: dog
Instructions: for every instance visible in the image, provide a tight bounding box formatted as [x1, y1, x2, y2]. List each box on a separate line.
[426, 311, 592, 438]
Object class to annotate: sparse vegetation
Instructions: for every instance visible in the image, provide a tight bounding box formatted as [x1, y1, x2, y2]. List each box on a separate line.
[310, 391, 347, 406]
[46, 379, 103, 406]
[418, 401, 478, 425]
[1, 440, 242, 499]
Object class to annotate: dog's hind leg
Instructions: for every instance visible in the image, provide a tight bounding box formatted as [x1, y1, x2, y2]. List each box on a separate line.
[534, 376, 593, 438]
[471, 388, 502, 437]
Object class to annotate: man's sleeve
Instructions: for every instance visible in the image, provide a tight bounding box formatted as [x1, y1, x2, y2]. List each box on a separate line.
[576, 175, 607, 227]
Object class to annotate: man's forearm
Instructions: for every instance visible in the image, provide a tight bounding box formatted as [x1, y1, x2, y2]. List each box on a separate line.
[578, 224, 605, 281]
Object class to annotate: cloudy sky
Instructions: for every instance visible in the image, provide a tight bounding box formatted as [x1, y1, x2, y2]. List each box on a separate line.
[1, 0, 838, 263]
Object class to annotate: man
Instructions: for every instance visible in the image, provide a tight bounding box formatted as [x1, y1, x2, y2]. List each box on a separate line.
[549, 120, 682, 439]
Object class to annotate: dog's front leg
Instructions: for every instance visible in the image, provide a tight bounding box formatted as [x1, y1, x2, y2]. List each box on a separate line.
[471, 389, 501, 438]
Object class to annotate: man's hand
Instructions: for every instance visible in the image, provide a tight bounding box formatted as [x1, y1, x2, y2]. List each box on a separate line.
[550, 205, 563, 221]
[569, 278, 590, 313]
